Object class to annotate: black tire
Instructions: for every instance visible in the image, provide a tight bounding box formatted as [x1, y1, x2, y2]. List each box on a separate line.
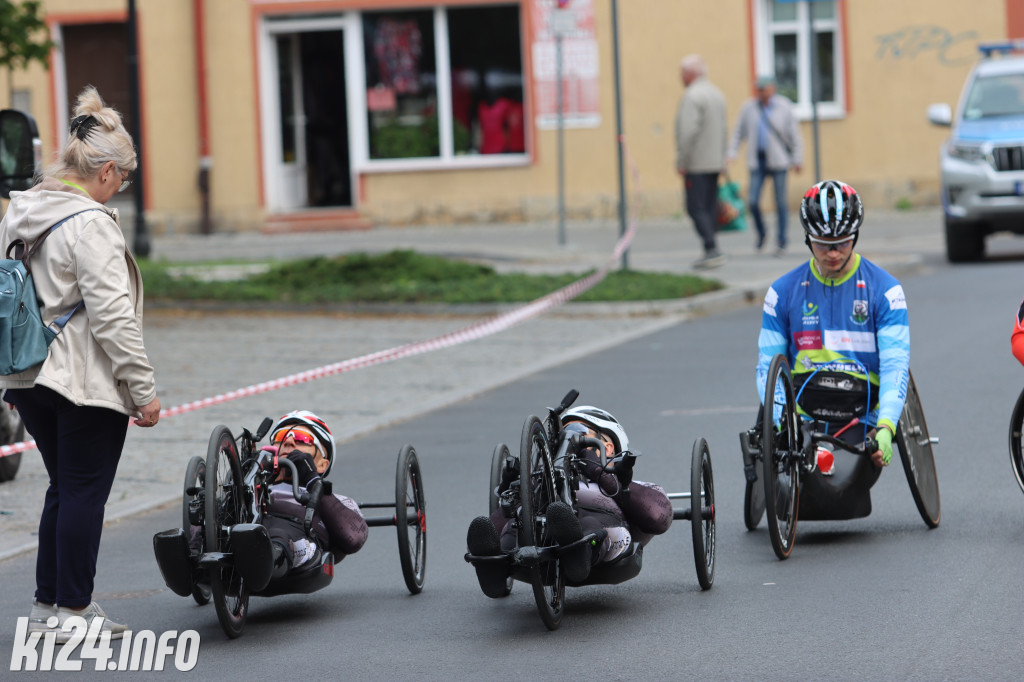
[762, 355, 800, 560]
[743, 474, 765, 531]
[944, 217, 984, 263]
[395, 444, 426, 594]
[896, 372, 940, 528]
[182, 455, 211, 606]
[489, 443, 510, 516]
[690, 438, 715, 590]
[487, 443, 514, 597]
[205, 426, 249, 638]
[1010, 386, 1024, 496]
[519, 415, 564, 631]
[0, 401, 25, 483]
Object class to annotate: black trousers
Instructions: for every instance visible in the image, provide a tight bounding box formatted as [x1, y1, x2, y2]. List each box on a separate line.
[684, 171, 720, 252]
[5, 386, 128, 608]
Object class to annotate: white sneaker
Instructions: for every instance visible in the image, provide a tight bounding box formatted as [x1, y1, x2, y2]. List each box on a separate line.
[28, 599, 56, 634]
[55, 602, 128, 643]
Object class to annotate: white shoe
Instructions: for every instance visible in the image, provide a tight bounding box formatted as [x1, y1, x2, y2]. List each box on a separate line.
[55, 602, 128, 643]
[28, 599, 56, 634]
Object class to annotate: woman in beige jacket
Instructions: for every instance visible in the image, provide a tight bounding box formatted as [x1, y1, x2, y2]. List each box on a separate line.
[0, 87, 160, 643]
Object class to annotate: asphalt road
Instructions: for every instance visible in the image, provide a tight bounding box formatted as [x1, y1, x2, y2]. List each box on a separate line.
[3, 239, 1024, 679]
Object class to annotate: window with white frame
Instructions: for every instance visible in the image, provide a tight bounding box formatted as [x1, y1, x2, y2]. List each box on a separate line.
[360, 4, 525, 166]
[756, 0, 843, 118]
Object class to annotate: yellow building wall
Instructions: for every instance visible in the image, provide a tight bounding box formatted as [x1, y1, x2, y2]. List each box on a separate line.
[0, 0, 1016, 232]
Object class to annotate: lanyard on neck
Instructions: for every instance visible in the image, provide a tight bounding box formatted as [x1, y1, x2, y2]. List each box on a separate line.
[58, 178, 89, 195]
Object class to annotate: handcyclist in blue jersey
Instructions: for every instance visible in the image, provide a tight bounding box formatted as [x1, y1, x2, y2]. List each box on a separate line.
[748, 180, 910, 498]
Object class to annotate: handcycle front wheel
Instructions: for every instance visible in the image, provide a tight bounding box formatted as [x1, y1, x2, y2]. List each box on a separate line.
[690, 438, 715, 590]
[395, 444, 426, 594]
[762, 355, 800, 560]
[182, 455, 211, 606]
[487, 443, 513, 597]
[897, 371, 940, 528]
[1011, 385, 1024, 496]
[205, 426, 249, 638]
[520, 415, 565, 631]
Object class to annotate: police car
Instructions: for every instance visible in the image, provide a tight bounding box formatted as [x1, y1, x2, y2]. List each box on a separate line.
[927, 42, 1024, 262]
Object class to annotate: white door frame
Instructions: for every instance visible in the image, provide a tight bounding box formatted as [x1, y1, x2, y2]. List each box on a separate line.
[259, 14, 355, 212]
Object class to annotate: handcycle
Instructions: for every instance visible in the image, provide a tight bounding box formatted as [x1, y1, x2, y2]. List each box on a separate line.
[153, 418, 426, 638]
[465, 389, 715, 630]
[740, 354, 940, 560]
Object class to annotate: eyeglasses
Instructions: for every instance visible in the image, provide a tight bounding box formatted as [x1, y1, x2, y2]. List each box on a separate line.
[809, 236, 854, 253]
[117, 172, 131, 193]
[271, 428, 316, 447]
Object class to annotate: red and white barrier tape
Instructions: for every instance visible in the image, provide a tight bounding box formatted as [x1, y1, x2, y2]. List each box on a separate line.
[1, 137, 645, 459]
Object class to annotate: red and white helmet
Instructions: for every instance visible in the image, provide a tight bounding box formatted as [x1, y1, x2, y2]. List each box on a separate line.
[270, 410, 337, 476]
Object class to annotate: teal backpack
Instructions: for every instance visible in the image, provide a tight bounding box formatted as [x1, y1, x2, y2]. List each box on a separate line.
[0, 209, 99, 375]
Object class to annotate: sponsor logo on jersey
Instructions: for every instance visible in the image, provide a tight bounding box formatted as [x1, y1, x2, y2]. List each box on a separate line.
[802, 301, 818, 317]
[794, 330, 822, 349]
[884, 285, 907, 310]
[763, 286, 778, 317]
[824, 329, 876, 352]
[856, 279, 866, 288]
[851, 299, 869, 325]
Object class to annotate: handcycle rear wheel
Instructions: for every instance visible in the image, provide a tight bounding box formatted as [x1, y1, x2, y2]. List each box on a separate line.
[1010, 386, 1024, 496]
[395, 444, 427, 594]
[520, 415, 565, 631]
[762, 355, 800, 560]
[897, 371, 940, 528]
[487, 443, 513, 597]
[690, 438, 715, 590]
[205, 426, 249, 638]
[182, 455, 211, 605]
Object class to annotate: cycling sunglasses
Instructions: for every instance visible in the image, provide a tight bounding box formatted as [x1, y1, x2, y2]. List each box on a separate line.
[271, 427, 317, 447]
[808, 236, 855, 252]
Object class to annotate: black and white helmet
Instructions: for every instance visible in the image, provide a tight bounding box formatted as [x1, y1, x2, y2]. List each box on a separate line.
[561, 405, 629, 454]
[799, 180, 864, 240]
[270, 410, 337, 476]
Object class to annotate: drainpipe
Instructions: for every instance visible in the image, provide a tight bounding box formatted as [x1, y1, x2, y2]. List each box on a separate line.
[194, 0, 212, 234]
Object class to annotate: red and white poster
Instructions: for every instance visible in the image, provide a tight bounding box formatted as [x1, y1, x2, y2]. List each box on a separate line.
[531, 0, 601, 129]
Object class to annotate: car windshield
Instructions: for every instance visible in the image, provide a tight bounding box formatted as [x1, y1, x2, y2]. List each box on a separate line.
[963, 73, 1024, 119]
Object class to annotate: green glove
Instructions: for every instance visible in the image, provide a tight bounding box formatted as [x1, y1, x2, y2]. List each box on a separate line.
[876, 427, 894, 466]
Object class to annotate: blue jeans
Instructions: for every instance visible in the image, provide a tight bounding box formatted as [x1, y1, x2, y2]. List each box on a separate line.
[748, 156, 789, 249]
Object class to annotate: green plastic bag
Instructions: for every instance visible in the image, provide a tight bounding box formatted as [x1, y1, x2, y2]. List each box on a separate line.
[716, 179, 747, 232]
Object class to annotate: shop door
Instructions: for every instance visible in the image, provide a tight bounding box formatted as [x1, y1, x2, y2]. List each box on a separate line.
[271, 30, 350, 210]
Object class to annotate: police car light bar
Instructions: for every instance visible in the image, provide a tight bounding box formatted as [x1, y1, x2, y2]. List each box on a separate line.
[979, 41, 1024, 57]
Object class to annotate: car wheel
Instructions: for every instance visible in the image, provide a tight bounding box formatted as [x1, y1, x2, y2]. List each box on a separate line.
[944, 217, 985, 262]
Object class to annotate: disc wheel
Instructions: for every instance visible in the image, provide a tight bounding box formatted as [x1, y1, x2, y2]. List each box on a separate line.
[0, 401, 25, 483]
[743, 426, 765, 530]
[182, 455, 211, 605]
[395, 444, 426, 594]
[519, 415, 564, 631]
[762, 355, 800, 560]
[1011, 386, 1024, 496]
[205, 426, 249, 638]
[897, 371, 940, 528]
[487, 443, 513, 597]
[690, 438, 715, 590]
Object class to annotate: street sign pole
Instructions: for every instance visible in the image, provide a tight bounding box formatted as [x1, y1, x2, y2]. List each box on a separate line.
[611, 0, 628, 269]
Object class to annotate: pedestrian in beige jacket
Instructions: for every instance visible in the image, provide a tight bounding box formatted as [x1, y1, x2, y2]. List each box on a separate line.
[675, 55, 728, 269]
[0, 86, 160, 643]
